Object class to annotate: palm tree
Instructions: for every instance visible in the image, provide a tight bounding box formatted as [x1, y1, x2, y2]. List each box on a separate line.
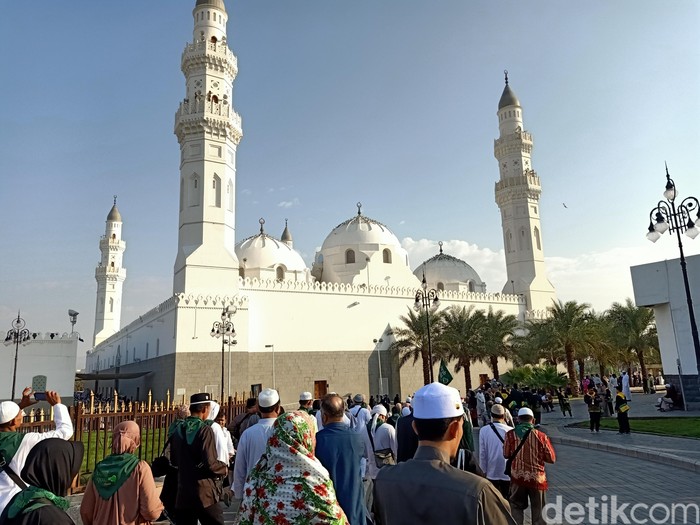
[607, 298, 657, 384]
[482, 308, 519, 379]
[390, 308, 445, 385]
[526, 300, 595, 396]
[439, 306, 486, 390]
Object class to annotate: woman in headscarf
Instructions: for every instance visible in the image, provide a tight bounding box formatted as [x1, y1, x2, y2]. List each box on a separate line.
[0, 438, 83, 525]
[80, 421, 163, 525]
[235, 411, 347, 525]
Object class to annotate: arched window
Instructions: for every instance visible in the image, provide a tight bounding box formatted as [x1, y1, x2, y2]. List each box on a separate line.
[212, 174, 221, 207]
[506, 230, 512, 253]
[110, 261, 114, 268]
[534, 226, 541, 251]
[276, 266, 285, 281]
[382, 249, 392, 263]
[345, 249, 355, 264]
[189, 174, 200, 207]
[125, 350, 129, 364]
[180, 178, 184, 211]
[437, 282, 444, 291]
[111, 233, 116, 240]
[227, 180, 233, 212]
[109, 298, 114, 313]
[518, 228, 530, 251]
[145, 343, 149, 359]
[468, 281, 475, 293]
[156, 339, 160, 357]
[210, 36, 217, 43]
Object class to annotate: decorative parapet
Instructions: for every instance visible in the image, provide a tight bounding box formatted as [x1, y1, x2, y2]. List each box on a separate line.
[181, 41, 237, 76]
[495, 171, 542, 204]
[175, 99, 242, 144]
[524, 308, 550, 320]
[493, 130, 533, 157]
[174, 292, 247, 310]
[238, 277, 523, 305]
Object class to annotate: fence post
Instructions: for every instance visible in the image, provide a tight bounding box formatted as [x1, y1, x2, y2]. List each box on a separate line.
[148, 390, 153, 412]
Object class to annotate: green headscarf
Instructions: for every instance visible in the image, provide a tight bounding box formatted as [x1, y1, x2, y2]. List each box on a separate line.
[6, 486, 69, 519]
[515, 421, 535, 439]
[91, 453, 140, 500]
[0, 432, 25, 465]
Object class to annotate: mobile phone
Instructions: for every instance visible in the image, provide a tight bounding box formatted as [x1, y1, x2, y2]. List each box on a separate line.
[34, 392, 47, 401]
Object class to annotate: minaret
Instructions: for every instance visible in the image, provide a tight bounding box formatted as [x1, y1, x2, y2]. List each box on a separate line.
[280, 219, 293, 248]
[173, 0, 242, 295]
[93, 197, 126, 346]
[494, 71, 556, 312]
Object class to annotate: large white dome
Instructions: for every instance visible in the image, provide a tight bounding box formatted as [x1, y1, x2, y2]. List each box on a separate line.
[322, 204, 402, 250]
[235, 220, 307, 273]
[414, 243, 486, 292]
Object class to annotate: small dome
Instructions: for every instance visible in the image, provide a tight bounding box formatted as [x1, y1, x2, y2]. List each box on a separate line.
[414, 243, 485, 292]
[498, 84, 520, 110]
[321, 204, 402, 251]
[107, 203, 121, 222]
[195, 0, 226, 11]
[235, 221, 306, 273]
[280, 220, 293, 243]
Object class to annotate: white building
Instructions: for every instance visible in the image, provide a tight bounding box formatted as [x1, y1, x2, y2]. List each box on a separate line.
[631, 254, 700, 404]
[84, 0, 556, 403]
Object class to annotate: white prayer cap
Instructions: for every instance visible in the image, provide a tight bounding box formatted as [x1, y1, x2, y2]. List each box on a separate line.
[405, 396, 412, 403]
[412, 383, 464, 419]
[299, 392, 313, 401]
[258, 388, 280, 408]
[491, 404, 505, 416]
[401, 407, 411, 416]
[371, 404, 387, 416]
[495, 397, 503, 404]
[664, 384, 671, 388]
[518, 407, 534, 418]
[0, 402, 21, 425]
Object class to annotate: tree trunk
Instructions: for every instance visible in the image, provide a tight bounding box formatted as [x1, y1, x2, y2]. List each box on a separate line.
[490, 355, 500, 379]
[565, 344, 579, 396]
[577, 361, 585, 394]
[463, 359, 473, 390]
[599, 363, 605, 380]
[637, 349, 648, 387]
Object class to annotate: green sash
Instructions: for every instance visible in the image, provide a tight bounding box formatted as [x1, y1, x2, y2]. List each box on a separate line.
[515, 422, 534, 439]
[91, 453, 141, 500]
[6, 486, 69, 519]
[170, 417, 211, 445]
[0, 432, 26, 465]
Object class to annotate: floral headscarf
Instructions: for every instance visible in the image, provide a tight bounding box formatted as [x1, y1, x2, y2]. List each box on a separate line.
[235, 411, 348, 525]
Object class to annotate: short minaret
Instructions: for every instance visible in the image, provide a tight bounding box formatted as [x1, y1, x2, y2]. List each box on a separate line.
[173, 0, 242, 295]
[280, 219, 293, 248]
[494, 71, 556, 312]
[93, 197, 126, 346]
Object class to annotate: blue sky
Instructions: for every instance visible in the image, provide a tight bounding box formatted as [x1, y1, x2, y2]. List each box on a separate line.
[1, 1, 699, 354]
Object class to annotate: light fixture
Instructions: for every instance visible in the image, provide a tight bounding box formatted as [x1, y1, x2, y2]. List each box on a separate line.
[663, 180, 677, 202]
[653, 212, 669, 234]
[646, 222, 661, 243]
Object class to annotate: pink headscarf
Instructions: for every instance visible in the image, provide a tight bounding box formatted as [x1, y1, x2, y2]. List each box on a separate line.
[112, 420, 141, 454]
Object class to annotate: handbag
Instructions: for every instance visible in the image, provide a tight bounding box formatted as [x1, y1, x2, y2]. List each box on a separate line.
[618, 403, 630, 413]
[367, 427, 395, 469]
[504, 429, 532, 477]
[151, 435, 174, 478]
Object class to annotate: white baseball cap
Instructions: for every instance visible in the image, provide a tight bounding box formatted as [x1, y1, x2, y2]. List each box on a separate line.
[299, 392, 313, 401]
[0, 402, 21, 425]
[518, 407, 534, 418]
[258, 388, 280, 408]
[413, 383, 464, 419]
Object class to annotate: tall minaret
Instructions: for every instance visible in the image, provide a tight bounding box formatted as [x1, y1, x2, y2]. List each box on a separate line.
[494, 72, 556, 312]
[93, 197, 126, 346]
[173, 0, 242, 295]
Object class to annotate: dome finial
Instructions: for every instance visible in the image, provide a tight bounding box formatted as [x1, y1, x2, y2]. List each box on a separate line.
[504, 69, 509, 85]
[113, 195, 117, 206]
[259, 217, 265, 234]
[438, 241, 443, 254]
[357, 202, 362, 216]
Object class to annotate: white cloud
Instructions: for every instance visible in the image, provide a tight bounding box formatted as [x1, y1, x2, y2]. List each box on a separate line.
[241, 188, 252, 196]
[277, 198, 300, 208]
[401, 237, 694, 312]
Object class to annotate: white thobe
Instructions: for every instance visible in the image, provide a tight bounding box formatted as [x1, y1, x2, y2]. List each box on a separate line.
[232, 418, 276, 497]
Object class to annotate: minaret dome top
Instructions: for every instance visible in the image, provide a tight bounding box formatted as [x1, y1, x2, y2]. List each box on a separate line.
[195, 0, 227, 12]
[107, 196, 122, 222]
[498, 70, 521, 110]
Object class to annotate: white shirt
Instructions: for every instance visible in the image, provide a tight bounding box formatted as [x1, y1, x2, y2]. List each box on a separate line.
[233, 418, 276, 497]
[315, 411, 350, 431]
[0, 404, 73, 516]
[221, 426, 235, 457]
[360, 421, 397, 480]
[476, 391, 487, 413]
[349, 405, 371, 432]
[478, 420, 512, 482]
[209, 421, 229, 464]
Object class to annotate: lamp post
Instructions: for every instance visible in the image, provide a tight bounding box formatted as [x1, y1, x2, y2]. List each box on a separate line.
[373, 338, 383, 396]
[265, 344, 276, 389]
[211, 306, 236, 402]
[646, 166, 700, 375]
[413, 272, 440, 384]
[4, 312, 31, 401]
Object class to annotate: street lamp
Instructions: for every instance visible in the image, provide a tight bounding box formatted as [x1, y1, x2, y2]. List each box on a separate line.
[265, 344, 276, 390]
[4, 312, 32, 400]
[373, 338, 383, 396]
[211, 306, 236, 402]
[646, 166, 700, 375]
[413, 272, 440, 384]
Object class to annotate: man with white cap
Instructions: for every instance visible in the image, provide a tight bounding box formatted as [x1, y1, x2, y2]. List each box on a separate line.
[233, 388, 281, 498]
[169, 392, 229, 525]
[0, 389, 73, 516]
[479, 403, 513, 499]
[298, 391, 318, 433]
[348, 393, 371, 432]
[495, 396, 514, 426]
[360, 403, 396, 520]
[373, 383, 515, 525]
[503, 407, 556, 525]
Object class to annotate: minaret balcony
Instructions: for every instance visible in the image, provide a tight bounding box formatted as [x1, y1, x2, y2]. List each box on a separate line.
[181, 41, 237, 76]
[175, 99, 242, 140]
[95, 266, 127, 280]
[494, 131, 533, 157]
[99, 237, 125, 249]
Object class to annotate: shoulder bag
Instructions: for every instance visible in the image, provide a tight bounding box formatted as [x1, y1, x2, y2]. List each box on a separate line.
[504, 428, 532, 477]
[366, 426, 395, 468]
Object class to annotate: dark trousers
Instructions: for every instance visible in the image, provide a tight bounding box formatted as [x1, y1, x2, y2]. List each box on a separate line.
[488, 479, 511, 500]
[589, 412, 601, 431]
[509, 483, 547, 525]
[617, 412, 630, 434]
[176, 503, 224, 525]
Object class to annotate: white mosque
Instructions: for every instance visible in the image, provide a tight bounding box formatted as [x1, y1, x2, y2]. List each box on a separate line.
[83, 0, 556, 403]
